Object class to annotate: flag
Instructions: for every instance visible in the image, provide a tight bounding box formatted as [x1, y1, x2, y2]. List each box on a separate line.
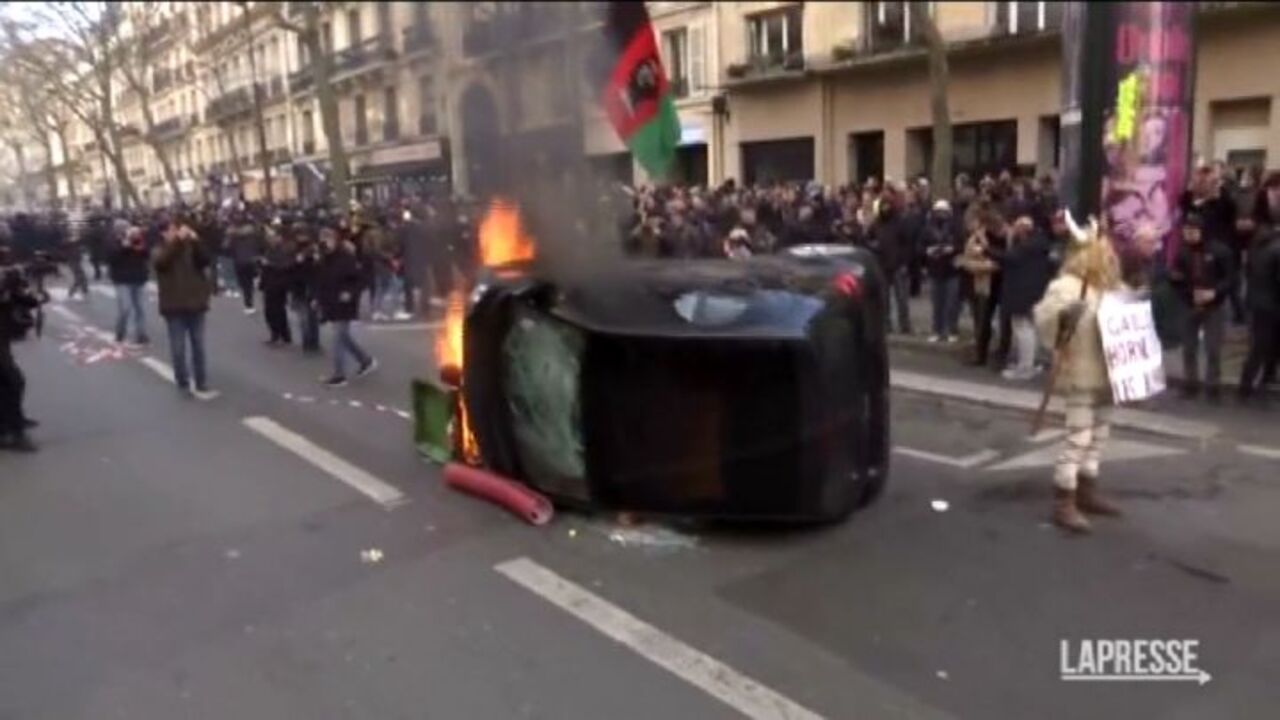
[601, 2, 681, 179]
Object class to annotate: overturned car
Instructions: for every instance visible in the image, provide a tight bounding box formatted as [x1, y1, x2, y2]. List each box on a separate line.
[450, 244, 890, 523]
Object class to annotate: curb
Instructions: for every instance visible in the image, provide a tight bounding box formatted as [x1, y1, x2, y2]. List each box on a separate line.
[889, 369, 1220, 442]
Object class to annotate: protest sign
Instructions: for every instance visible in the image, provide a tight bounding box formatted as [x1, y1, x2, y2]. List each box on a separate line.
[1098, 292, 1166, 403]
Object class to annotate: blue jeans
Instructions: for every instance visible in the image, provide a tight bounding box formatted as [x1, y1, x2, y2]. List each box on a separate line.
[114, 283, 149, 343]
[886, 268, 913, 335]
[294, 297, 321, 351]
[930, 276, 960, 338]
[331, 320, 371, 378]
[374, 271, 404, 316]
[165, 311, 208, 391]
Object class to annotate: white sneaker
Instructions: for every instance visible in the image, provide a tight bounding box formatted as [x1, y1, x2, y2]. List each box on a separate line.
[371, 312, 387, 322]
[192, 389, 221, 401]
[393, 311, 412, 321]
[928, 335, 941, 343]
[244, 307, 257, 316]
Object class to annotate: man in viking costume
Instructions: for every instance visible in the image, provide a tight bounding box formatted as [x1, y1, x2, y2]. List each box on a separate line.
[1032, 214, 1125, 534]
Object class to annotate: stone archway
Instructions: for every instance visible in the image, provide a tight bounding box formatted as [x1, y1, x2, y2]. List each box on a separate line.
[459, 82, 503, 198]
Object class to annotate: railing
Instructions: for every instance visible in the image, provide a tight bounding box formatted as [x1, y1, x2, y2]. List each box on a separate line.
[333, 35, 396, 75]
[148, 116, 184, 141]
[289, 65, 314, 91]
[402, 23, 434, 54]
[729, 52, 805, 79]
[207, 87, 253, 122]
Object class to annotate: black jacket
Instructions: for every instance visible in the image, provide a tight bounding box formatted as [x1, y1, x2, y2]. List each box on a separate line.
[999, 233, 1054, 315]
[108, 238, 151, 285]
[869, 211, 911, 274]
[260, 241, 297, 293]
[1246, 234, 1280, 315]
[1171, 240, 1236, 309]
[153, 240, 212, 316]
[316, 246, 364, 322]
[921, 213, 961, 280]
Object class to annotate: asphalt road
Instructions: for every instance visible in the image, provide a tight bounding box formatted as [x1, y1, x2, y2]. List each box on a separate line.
[2, 284, 1278, 719]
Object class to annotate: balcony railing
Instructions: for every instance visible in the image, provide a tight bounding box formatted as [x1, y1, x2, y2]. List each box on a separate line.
[728, 52, 805, 79]
[148, 116, 186, 141]
[207, 87, 253, 123]
[289, 64, 314, 91]
[402, 23, 434, 54]
[333, 35, 396, 76]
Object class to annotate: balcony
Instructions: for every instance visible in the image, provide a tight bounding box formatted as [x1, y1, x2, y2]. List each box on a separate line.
[207, 87, 253, 123]
[332, 35, 397, 78]
[148, 116, 187, 142]
[402, 23, 434, 54]
[289, 64, 314, 92]
[726, 52, 805, 81]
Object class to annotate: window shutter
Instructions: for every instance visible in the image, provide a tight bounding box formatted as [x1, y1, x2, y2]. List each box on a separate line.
[689, 24, 705, 94]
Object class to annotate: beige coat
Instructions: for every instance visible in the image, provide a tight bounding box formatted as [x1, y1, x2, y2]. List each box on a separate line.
[1033, 274, 1110, 395]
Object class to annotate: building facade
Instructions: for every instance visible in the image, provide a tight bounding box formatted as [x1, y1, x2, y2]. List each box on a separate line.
[20, 1, 1280, 210]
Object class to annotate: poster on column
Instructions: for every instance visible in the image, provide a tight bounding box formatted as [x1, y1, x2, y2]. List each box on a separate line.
[1097, 292, 1166, 404]
[1099, 2, 1196, 260]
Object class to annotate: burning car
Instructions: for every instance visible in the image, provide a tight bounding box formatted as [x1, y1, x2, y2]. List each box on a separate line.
[422, 205, 889, 523]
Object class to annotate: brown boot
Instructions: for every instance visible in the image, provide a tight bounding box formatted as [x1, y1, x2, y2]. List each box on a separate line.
[1076, 474, 1122, 517]
[1052, 487, 1091, 534]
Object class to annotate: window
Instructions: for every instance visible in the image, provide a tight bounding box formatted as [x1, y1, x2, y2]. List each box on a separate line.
[354, 94, 368, 145]
[346, 9, 362, 48]
[320, 21, 333, 54]
[418, 75, 437, 135]
[995, 2, 1063, 35]
[377, 1, 392, 36]
[301, 110, 315, 153]
[298, 35, 310, 67]
[747, 5, 802, 64]
[865, 2, 920, 53]
[662, 29, 688, 97]
[383, 87, 399, 141]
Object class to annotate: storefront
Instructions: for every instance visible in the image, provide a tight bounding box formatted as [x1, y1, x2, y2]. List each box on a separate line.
[350, 139, 452, 204]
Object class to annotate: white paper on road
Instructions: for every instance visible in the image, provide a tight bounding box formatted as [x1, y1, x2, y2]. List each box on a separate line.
[1097, 292, 1166, 404]
[241, 416, 408, 509]
[496, 557, 825, 720]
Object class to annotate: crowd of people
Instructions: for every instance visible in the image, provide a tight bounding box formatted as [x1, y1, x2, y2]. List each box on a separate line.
[617, 164, 1280, 399]
[2, 160, 1279, 453]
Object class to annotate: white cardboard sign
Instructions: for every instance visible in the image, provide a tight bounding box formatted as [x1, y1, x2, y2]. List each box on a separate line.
[1097, 292, 1166, 403]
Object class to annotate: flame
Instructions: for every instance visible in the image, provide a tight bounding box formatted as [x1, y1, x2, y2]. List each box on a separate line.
[436, 287, 466, 372]
[478, 199, 536, 267]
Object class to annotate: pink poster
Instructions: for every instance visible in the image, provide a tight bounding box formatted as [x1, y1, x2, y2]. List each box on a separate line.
[1100, 2, 1196, 265]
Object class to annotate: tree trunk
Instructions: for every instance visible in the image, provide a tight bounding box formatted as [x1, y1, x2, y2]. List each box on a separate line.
[910, 2, 952, 201]
[135, 89, 184, 204]
[244, 7, 273, 203]
[222, 123, 246, 186]
[10, 141, 32, 209]
[41, 136, 60, 208]
[56, 126, 79, 206]
[303, 6, 349, 208]
[99, 73, 142, 209]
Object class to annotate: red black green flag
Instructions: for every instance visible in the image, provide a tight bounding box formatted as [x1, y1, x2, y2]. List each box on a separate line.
[601, 2, 681, 180]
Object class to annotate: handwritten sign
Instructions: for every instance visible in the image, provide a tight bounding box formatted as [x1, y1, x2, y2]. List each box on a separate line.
[1098, 292, 1166, 403]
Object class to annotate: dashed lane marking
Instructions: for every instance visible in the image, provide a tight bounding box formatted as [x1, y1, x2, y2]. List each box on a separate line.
[495, 557, 825, 720]
[1238, 445, 1280, 461]
[138, 356, 176, 384]
[241, 416, 408, 509]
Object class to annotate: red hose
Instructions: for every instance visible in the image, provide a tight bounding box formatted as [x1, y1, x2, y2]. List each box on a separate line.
[443, 463, 554, 526]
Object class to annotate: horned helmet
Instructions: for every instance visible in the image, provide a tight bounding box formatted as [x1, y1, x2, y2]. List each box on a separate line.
[1060, 210, 1121, 290]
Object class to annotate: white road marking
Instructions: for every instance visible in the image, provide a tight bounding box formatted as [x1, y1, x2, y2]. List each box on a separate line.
[892, 446, 999, 469]
[241, 416, 408, 509]
[138, 356, 176, 384]
[364, 321, 443, 331]
[1238, 444, 1280, 461]
[986, 438, 1184, 472]
[391, 408, 412, 421]
[1028, 428, 1068, 443]
[495, 557, 825, 720]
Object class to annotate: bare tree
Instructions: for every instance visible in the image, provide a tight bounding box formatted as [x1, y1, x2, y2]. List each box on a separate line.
[116, 1, 183, 203]
[8, 3, 143, 208]
[0, 68, 63, 207]
[188, 42, 246, 186]
[273, 1, 349, 207]
[237, 1, 274, 203]
[909, 2, 952, 200]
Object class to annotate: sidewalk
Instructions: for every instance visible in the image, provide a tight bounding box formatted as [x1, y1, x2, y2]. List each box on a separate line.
[891, 288, 1254, 390]
[889, 342, 1280, 447]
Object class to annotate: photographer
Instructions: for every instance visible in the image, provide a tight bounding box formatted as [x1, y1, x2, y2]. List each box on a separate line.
[154, 218, 217, 399]
[0, 246, 41, 452]
[109, 226, 151, 346]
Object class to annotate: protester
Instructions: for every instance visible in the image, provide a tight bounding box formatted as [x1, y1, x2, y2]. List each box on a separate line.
[227, 211, 263, 314]
[108, 226, 151, 346]
[922, 200, 961, 343]
[64, 227, 90, 301]
[0, 246, 41, 452]
[959, 210, 1006, 366]
[153, 218, 216, 400]
[1033, 217, 1125, 534]
[259, 226, 296, 346]
[1000, 215, 1054, 380]
[292, 229, 323, 354]
[869, 187, 914, 335]
[1170, 212, 1235, 399]
[1239, 227, 1280, 401]
[316, 227, 377, 388]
